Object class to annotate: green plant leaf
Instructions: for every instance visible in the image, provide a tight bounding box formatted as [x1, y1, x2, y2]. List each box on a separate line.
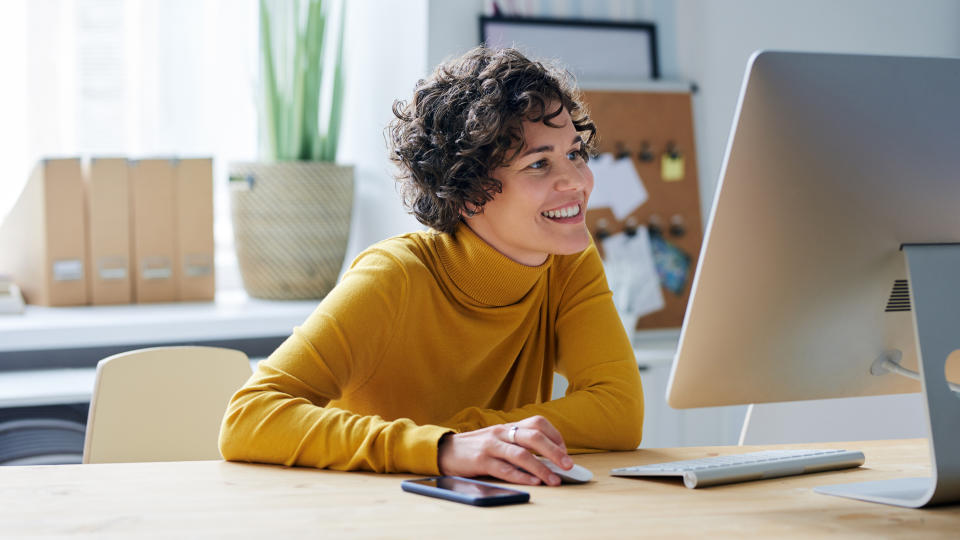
[259, 0, 280, 161]
[258, 0, 343, 163]
[318, 0, 345, 162]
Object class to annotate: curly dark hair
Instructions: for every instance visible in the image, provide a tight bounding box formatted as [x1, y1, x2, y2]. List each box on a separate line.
[388, 46, 597, 234]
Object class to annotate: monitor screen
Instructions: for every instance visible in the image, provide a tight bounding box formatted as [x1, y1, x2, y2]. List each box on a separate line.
[667, 50, 960, 409]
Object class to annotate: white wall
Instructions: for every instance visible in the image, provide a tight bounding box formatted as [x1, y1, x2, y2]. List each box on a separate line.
[338, 0, 430, 269]
[673, 0, 960, 218]
[427, 0, 486, 69]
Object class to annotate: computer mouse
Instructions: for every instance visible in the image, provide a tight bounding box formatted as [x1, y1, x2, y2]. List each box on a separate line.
[536, 456, 593, 484]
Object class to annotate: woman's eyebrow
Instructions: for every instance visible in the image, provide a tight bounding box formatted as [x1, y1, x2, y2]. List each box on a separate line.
[520, 145, 552, 157]
[519, 136, 584, 158]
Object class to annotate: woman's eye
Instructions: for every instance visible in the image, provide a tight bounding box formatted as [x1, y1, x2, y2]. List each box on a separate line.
[567, 148, 587, 162]
[528, 159, 547, 170]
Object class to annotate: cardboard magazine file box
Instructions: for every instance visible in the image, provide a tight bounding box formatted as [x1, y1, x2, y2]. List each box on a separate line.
[174, 158, 215, 301]
[0, 158, 88, 306]
[129, 158, 178, 303]
[85, 157, 132, 304]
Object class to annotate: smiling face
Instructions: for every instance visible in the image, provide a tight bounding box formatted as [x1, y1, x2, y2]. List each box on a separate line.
[463, 107, 594, 266]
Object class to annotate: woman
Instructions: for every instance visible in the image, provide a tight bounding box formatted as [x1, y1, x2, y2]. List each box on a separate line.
[219, 47, 644, 487]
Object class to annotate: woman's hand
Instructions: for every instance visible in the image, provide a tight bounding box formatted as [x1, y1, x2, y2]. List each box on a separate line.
[437, 415, 574, 486]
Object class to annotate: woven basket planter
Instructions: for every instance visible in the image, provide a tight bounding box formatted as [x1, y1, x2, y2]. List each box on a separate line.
[229, 162, 354, 300]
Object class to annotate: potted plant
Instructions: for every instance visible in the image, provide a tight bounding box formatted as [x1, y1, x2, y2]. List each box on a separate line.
[229, 0, 353, 300]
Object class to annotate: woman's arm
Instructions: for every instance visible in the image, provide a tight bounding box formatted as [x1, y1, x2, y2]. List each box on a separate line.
[218, 249, 451, 475]
[218, 342, 452, 474]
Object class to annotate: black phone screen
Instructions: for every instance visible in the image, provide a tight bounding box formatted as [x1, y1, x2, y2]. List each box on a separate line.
[401, 476, 530, 506]
[414, 477, 518, 496]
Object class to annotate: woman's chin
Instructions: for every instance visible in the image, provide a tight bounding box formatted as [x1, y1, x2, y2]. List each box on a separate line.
[551, 231, 593, 256]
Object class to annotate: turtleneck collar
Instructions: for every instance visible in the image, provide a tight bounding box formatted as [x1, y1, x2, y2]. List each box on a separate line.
[433, 222, 553, 307]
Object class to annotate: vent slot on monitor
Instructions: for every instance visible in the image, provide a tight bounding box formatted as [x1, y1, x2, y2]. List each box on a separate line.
[885, 279, 911, 312]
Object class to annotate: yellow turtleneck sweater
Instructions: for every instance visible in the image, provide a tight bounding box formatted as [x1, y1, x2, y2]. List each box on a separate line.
[219, 224, 644, 475]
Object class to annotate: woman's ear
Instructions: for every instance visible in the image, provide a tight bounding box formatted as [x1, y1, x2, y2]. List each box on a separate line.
[461, 201, 481, 218]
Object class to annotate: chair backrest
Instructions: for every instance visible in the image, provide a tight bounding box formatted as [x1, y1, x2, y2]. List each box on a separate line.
[738, 393, 926, 445]
[83, 346, 252, 464]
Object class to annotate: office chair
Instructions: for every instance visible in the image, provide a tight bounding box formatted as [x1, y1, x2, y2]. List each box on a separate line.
[739, 393, 926, 445]
[82, 346, 253, 464]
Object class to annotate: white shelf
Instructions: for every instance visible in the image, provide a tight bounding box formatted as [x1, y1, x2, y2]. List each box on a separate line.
[0, 288, 309, 408]
[0, 369, 96, 408]
[0, 289, 318, 353]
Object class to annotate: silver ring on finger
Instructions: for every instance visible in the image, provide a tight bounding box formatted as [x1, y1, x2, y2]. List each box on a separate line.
[508, 425, 519, 445]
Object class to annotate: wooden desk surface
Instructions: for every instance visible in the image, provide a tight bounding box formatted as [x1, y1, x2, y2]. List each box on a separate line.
[1, 439, 956, 538]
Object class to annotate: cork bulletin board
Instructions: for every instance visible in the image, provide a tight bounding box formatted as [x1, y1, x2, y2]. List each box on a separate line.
[581, 90, 702, 330]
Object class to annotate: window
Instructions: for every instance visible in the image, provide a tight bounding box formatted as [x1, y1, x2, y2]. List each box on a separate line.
[0, 0, 259, 290]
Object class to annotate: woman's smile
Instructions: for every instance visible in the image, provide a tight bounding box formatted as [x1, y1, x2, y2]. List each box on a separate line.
[540, 202, 583, 221]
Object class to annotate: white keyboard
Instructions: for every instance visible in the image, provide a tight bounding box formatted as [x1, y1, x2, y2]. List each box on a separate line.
[611, 449, 865, 488]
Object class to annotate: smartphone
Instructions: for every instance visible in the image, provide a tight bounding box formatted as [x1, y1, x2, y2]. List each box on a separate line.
[401, 476, 530, 507]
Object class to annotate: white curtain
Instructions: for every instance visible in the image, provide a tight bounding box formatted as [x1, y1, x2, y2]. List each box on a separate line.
[0, 0, 258, 289]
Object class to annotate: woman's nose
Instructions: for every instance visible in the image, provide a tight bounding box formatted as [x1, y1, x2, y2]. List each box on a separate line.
[556, 162, 591, 191]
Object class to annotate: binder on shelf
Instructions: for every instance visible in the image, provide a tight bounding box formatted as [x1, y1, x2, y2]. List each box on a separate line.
[0, 158, 88, 306]
[85, 157, 132, 305]
[130, 158, 178, 303]
[175, 158, 215, 301]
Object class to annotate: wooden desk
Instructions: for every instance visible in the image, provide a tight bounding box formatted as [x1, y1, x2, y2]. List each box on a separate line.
[1, 440, 956, 538]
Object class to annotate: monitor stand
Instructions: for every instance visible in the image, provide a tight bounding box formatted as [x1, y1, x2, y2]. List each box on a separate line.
[815, 243, 960, 507]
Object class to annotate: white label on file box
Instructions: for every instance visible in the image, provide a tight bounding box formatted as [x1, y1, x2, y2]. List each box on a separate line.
[183, 253, 213, 277]
[141, 256, 172, 280]
[97, 256, 128, 280]
[52, 259, 84, 281]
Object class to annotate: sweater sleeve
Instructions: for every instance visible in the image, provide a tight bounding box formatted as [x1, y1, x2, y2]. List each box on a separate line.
[218, 249, 452, 474]
[440, 244, 645, 452]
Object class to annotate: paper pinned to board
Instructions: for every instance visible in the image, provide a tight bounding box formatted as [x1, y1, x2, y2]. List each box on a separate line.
[601, 227, 665, 328]
[587, 153, 648, 220]
[661, 152, 685, 181]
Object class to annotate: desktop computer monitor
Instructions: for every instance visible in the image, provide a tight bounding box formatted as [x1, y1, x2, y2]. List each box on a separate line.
[665, 51, 960, 508]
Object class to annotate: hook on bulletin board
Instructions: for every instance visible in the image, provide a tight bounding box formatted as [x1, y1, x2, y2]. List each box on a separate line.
[666, 141, 681, 159]
[595, 218, 611, 241]
[638, 141, 655, 162]
[669, 214, 686, 238]
[647, 214, 663, 236]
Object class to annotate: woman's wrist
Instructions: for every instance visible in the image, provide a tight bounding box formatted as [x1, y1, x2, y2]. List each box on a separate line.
[437, 432, 454, 474]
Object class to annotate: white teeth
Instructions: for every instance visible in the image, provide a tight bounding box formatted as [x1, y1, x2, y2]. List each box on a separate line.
[541, 204, 580, 219]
